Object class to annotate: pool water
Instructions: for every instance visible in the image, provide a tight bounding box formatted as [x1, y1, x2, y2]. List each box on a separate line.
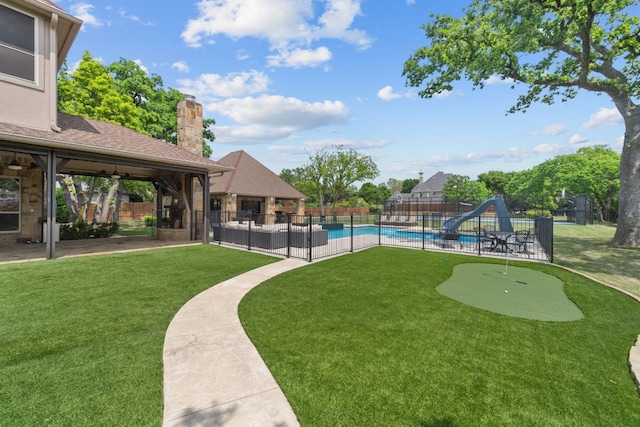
[328, 225, 478, 242]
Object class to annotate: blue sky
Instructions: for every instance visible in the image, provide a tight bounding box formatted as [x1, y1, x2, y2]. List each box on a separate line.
[59, 0, 628, 185]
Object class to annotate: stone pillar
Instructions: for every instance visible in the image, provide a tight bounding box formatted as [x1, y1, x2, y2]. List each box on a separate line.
[176, 96, 204, 237]
[177, 95, 204, 156]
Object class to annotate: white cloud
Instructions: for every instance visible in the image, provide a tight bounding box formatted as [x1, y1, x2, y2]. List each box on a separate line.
[583, 107, 623, 129]
[269, 138, 390, 154]
[406, 0, 416, 5]
[236, 49, 250, 61]
[118, 8, 139, 22]
[485, 75, 516, 85]
[206, 95, 349, 144]
[208, 95, 349, 130]
[267, 46, 332, 68]
[532, 123, 566, 135]
[181, 0, 372, 68]
[568, 134, 588, 145]
[213, 125, 293, 144]
[171, 61, 190, 73]
[433, 90, 453, 99]
[132, 59, 148, 74]
[70, 3, 103, 28]
[177, 70, 271, 100]
[377, 85, 401, 101]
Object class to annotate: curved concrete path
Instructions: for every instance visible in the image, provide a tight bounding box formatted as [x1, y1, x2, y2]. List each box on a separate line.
[163, 258, 307, 427]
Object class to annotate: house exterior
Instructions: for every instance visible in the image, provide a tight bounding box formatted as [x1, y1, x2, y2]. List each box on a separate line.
[210, 150, 305, 224]
[0, 0, 231, 258]
[385, 171, 454, 214]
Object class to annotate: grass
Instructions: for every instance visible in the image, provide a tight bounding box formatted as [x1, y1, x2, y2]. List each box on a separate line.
[116, 220, 154, 236]
[2, 221, 639, 425]
[0, 245, 277, 426]
[554, 222, 640, 297]
[240, 246, 640, 426]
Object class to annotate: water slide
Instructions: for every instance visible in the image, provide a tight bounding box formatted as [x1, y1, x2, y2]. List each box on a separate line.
[442, 195, 513, 233]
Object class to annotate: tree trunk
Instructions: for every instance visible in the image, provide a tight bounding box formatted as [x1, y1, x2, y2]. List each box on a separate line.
[95, 179, 120, 223]
[77, 176, 93, 222]
[611, 106, 640, 247]
[56, 174, 79, 222]
[112, 181, 124, 222]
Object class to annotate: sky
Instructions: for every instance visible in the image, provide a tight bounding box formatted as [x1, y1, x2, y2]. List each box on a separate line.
[58, 0, 630, 185]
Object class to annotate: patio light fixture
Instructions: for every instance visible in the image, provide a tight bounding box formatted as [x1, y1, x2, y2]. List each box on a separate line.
[8, 153, 22, 171]
[111, 165, 121, 179]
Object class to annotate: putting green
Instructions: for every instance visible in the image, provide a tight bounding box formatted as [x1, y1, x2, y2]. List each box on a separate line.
[436, 263, 583, 321]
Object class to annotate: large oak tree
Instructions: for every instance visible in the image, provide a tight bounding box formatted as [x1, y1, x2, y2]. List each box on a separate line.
[404, 0, 640, 247]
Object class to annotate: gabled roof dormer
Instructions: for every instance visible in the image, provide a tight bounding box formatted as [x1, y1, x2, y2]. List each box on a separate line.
[0, 0, 81, 130]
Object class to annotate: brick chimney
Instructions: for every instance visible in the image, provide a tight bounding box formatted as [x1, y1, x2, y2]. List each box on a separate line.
[418, 171, 424, 185]
[177, 95, 203, 156]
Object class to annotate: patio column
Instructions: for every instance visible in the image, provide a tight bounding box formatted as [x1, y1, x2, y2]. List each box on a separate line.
[201, 173, 210, 243]
[45, 150, 56, 259]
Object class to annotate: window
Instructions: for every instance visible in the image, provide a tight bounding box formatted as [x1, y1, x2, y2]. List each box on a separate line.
[0, 3, 36, 82]
[0, 177, 20, 232]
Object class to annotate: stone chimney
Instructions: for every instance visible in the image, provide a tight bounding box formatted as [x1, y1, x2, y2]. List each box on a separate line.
[177, 95, 203, 157]
[418, 171, 424, 185]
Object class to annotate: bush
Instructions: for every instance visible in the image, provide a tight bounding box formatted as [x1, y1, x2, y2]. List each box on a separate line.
[60, 220, 119, 240]
[524, 209, 552, 218]
[143, 216, 157, 227]
[55, 188, 70, 223]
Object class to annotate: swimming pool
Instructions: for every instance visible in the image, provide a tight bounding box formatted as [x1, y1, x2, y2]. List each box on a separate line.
[328, 226, 478, 242]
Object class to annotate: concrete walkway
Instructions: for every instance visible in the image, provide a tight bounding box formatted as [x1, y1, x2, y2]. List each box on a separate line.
[162, 258, 308, 427]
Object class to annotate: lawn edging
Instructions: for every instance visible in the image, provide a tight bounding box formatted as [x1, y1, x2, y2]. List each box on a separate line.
[554, 263, 640, 396]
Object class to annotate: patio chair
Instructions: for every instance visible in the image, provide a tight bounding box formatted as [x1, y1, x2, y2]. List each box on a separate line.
[440, 232, 463, 249]
[514, 229, 535, 255]
[479, 226, 497, 251]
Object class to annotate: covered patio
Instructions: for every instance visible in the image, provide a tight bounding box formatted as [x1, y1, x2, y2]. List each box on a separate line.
[1, 98, 231, 260]
[0, 235, 201, 265]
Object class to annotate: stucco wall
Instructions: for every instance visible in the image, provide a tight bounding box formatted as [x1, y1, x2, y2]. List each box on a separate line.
[0, 5, 52, 130]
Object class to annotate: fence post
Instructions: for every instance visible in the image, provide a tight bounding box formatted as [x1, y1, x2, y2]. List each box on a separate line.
[350, 214, 354, 253]
[478, 215, 481, 256]
[307, 214, 313, 262]
[286, 213, 292, 258]
[422, 214, 426, 250]
[247, 213, 252, 251]
[378, 213, 382, 246]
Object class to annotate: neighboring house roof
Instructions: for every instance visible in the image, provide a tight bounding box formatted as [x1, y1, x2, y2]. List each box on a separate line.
[0, 113, 231, 174]
[210, 150, 306, 199]
[411, 171, 453, 195]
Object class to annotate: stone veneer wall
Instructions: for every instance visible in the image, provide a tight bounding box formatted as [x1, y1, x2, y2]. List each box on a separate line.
[0, 153, 43, 245]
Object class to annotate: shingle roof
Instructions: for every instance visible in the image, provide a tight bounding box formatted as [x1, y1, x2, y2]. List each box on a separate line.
[0, 113, 231, 173]
[412, 171, 452, 194]
[210, 150, 306, 199]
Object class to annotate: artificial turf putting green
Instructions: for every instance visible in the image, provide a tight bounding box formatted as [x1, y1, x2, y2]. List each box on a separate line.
[436, 263, 584, 321]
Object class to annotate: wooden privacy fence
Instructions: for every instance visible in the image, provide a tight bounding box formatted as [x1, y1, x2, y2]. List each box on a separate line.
[85, 202, 155, 222]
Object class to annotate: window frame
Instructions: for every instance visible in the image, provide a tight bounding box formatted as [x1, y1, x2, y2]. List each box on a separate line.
[0, 1, 38, 84]
[0, 176, 21, 233]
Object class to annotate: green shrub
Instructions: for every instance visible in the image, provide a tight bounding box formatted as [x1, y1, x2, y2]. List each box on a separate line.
[55, 188, 70, 223]
[525, 209, 552, 218]
[60, 220, 119, 240]
[143, 215, 157, 226]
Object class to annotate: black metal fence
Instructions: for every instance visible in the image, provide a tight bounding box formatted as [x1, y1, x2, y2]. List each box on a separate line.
[210, 211, 553, 263]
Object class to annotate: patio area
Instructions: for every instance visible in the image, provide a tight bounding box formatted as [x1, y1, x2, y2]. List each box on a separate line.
[0, 236, 200, 265]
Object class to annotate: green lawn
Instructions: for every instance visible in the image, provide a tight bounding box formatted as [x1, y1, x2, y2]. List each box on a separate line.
[240, 246, 640, 426]
[554, 222, 640, 297]
[2, 223, 640, 426]
[0, 245, 277, 426]
[116, 219, 154, 236]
